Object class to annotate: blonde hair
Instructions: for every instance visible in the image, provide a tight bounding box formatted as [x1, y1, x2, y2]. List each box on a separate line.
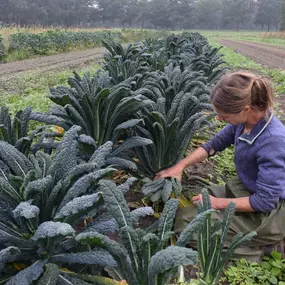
[211, 71, 274, 114]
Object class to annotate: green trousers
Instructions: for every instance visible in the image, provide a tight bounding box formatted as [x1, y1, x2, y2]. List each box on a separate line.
[174, 177, 285, 261]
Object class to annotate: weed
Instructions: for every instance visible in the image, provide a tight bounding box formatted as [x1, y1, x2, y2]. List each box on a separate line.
[220, 251, 285, 285]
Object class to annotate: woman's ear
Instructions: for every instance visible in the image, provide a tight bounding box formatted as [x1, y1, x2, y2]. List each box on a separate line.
[244, 105, 251, 113]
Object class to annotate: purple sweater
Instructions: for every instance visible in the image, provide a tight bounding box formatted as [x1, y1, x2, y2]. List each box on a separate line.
[202, 114, 285, 212]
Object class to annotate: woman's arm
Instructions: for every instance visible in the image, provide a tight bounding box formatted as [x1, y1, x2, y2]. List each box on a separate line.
[202, 124, 237, 156]
[155, 124, 237, 180]
[192, 195, 255, 212]
[249, 136, 285, 212]
[155, 147, 209, 180]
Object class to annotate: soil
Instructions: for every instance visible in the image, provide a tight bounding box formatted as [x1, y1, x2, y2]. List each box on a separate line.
[218, 39, 285, 70]
[0, 47, 105, 76]
[0, 47, 105, 94]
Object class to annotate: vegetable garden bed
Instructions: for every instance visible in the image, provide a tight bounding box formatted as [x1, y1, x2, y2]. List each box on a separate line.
[0, 32, 259, 285]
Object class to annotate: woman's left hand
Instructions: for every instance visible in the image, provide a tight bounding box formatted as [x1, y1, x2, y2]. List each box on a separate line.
[192, 194, 218, 209]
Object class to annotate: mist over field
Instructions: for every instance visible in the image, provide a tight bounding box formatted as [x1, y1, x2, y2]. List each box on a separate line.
[0, 0, 284, 31]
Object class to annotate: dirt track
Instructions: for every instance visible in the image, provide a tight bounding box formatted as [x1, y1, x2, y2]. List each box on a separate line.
[218, 39, 285, 70]
[1, 40, 285, 76]
[0, 40, 285, 98]
[0, 47, 105, 94]
[0, 47, 105, 76]
[1, 39, 284, 80]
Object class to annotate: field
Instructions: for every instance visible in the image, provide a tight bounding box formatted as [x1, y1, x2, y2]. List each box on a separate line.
[198, 30, 285, 47]
[0, 28, 285, 285]
[2, 28, 284, 116]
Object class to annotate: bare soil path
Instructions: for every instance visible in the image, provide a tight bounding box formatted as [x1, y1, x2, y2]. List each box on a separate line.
[0, 47, 105, 94]
[0, 47, 105, 76]
[1, 41, 285, 114]
[218, 39, 285, 70]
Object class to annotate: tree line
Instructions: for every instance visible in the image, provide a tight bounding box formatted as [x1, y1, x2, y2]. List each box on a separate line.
[0, 0, 284, 31]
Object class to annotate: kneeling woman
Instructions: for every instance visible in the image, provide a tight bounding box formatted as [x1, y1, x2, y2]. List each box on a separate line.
[155, 72, 285, 261]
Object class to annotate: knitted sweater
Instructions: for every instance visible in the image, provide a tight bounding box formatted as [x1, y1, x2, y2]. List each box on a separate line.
[202, 114, 285, 212]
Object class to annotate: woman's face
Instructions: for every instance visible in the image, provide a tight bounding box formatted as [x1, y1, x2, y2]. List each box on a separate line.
[214, 107, 248, 125]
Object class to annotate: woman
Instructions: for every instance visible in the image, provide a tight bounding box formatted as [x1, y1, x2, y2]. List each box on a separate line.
[155, 71, 285, 261]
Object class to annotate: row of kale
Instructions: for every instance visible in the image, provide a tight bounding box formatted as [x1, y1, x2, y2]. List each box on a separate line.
[1, 32, 226, 203]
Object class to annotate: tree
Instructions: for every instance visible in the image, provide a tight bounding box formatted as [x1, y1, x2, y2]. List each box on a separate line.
[281, 0, 285, 31]
[93, 0, 126, 26]
[170, 0, 197, 29]
[255, 0, 280, 31]
[121, 0, 142, 27]
[0, 0, 282, 30]
[148, 0, 173, 28]
[0, 0, 96, 26]
[136, 0, 151, 29]
[221, 0, 251, 30]
[195, 0, 222, 29]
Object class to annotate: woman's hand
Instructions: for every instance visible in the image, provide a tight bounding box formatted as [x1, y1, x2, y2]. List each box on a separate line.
[154, 164, 184, 181]
[192, 194, 254, 212]
[154, 147, 209, 181]
[192, 194, 218, 209]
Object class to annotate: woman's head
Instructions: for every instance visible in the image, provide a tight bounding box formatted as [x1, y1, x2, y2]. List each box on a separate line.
[211, 72, 273, 123]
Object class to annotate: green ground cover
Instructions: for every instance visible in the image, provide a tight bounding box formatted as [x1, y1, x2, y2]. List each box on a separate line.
[197, 30, 285, 47]
[1, 64, 101, 115]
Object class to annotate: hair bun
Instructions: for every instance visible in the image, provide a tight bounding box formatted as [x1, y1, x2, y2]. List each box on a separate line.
[211, 71, 273, 113]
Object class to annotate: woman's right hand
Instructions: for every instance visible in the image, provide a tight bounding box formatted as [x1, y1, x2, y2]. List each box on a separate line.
[154, 164, 184, 181]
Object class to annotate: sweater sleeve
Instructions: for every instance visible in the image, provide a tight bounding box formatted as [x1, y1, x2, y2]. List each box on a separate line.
[249, 136, 285, 212]
[201, 124, 237, 155]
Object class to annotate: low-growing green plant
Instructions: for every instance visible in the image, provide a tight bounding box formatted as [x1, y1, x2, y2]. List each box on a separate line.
[142, 37, 164, 54]
[55, 33, 226, 203]
[0, 35, 5, 60]
[101, 40, 151, 88]
[211, 146, 236, 184]
[133, 66, 214, 183]
[102, 33, 227, 92]
[103, 40, 147, 63]
[75, 180, 203, 285]
[141, 177, 182, 203]
[1, 64, 101, 117]
[187, 189, 256, 285]
[0, 31, 240, 285]
[74, 184, 256, 285]
[220, 251, 285, 285]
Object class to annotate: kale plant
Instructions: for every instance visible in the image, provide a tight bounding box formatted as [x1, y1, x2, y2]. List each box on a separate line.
[30, 71, 152, 156]
[176, 189, 257, 285]
[131, 67, 213, 190]
[0, 106, 60, 156]
[75, 180, 203, 285]
[0, 126, 135, 284]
